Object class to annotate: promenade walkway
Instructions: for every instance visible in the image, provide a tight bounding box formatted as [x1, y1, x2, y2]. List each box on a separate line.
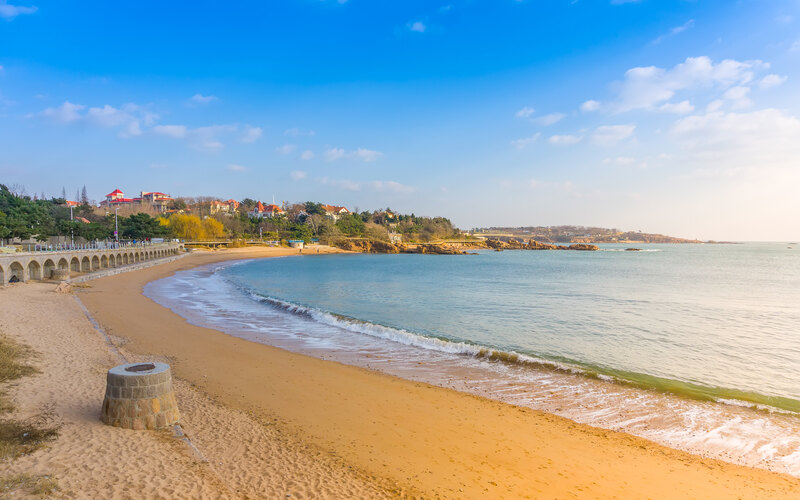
[0, 242, 184, 285]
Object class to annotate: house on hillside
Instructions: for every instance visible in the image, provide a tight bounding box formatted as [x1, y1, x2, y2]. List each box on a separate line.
[249, 202, 285, 219]
[99, 189, 172, 212]
[206, 199, 241, 215]
[321, 204, 350, 221]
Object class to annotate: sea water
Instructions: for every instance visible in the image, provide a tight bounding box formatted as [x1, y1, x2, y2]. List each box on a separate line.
[144, 243, 800, 475]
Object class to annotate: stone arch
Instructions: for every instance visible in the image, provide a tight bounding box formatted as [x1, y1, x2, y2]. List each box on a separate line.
[91, 255, 100, 271]
[134, 253, 140, 263]
[122, 253, 129, 265]
[0, 264, 4, 285]
[109, 254, 116, 267]
[27, 260, 42, 280]
[101, 255, 109, 268]
[81, 256, 91, 273]
[43, 259, 56, 279]
[9, 262, 24, 282]
[71, 257, 80, 272]
[58, 258, 69, 271]
[117, 253, 123, 265]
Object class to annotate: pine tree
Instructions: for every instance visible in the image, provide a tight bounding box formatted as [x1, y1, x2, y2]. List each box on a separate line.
[76, 189, 81, 204]
[80, 185, 89, 205]
[61, 187, 67, 200]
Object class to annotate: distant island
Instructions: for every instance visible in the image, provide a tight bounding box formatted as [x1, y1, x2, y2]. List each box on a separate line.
[471, 226, 707, 244]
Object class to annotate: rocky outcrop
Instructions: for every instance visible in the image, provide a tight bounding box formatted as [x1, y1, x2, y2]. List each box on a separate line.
[485, 239, 598, 251]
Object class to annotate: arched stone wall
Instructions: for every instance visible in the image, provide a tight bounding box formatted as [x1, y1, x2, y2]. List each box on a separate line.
[91, 256, 100, 271]
[81, 256, 91, 272]
[9, 261, 24, 282]
[43, 259, 56, 279]
[27, 260, 42, 280]
[0, 264, 4, 285]
[101, 255, 108, 268]
[109, 254, 116, 267]
[71, 257, 80, 272]
[58, 258, 69, 271]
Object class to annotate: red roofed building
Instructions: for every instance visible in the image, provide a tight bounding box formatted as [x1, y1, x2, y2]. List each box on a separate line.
[321, 204, 350, 221]
[99, 189, 172, 212]
[249, 201, 285, 219]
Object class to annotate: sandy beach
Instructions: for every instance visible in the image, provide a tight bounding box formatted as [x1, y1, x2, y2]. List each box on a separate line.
[2, 246, 800, 498]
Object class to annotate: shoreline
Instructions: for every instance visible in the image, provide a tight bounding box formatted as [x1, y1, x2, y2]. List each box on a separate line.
[70, 246, 800, 498]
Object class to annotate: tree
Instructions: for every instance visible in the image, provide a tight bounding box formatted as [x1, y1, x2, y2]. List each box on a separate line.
[80, 185, 89, 205]
[121, 213, 169, 240]
[61, 187, 67, 200]
[304, 201, 325, 216]
[335, 214, 365, 237]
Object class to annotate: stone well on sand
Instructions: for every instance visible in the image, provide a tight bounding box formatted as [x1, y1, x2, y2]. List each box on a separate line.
[101, 362, 180, 430]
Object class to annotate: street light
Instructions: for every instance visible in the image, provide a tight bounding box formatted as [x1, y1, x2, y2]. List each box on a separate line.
[114, 207, 119, 246]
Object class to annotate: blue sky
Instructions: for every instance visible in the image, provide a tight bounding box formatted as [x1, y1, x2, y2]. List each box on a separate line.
[1, 0, 799, 240]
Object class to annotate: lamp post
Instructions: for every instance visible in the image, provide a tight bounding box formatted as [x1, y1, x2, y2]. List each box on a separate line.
[69, 205, 74, 248]
[114, 207, 119, 246]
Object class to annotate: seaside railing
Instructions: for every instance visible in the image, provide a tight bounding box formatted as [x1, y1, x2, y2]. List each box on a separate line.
[15, 240, 176, 253]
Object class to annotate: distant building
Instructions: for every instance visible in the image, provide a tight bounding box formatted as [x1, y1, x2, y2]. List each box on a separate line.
[206, 199, 241, 215]
[321, 204, 350, 221]
[64, 200, 80, 207]
[389, 231, 402, 244]
[249, 201, 285, 219]
[99, 189, 172, 212]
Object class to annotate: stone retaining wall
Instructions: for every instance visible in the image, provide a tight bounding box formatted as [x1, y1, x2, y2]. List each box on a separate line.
[69, 253, 188, 284]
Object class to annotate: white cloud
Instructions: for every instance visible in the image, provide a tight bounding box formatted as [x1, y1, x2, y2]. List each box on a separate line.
[409, 21, 426, 32]
[352, 148, 382, 162]
[671, 109, 800, 169]
[153, 124, 188, 139]
[658, 100, 694, 114]
[0, 1, 37, 19]
[549, 134, 583, 145]
[368, 180, 416, 193]
[40, 101, 85, 123]
[652, 19, 694, 45]
[284, 128, 315, 137]
[190, 93, 217, 104]
[276, 144, 296, 154]
[759, 74, 787, 89]
[535, 112, 566, 125]
[290, 170, 307, 180]
[240, 125, 262, 143]
[606, 56, 763, 113]
[580, 100, 600, 112]
[603, 156, 648, 168]
[511, 133, 540, 149]
[722, 86, 752, 109]
[226, 164, 248, 172]
[319, 177, 415, 193]
[300, 150, 314, 160]
[515, 106, 535, 118]
[325, 147, 382, 162]
[591, 124, 635, 146]
[324, 148, 346, 161]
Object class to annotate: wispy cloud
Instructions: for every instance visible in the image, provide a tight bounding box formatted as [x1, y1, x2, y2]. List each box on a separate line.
[284, 127, 315, 137]
[36, 101, 156, 137]
[275, 144, 296, 154]
[226, 164, 248, 172]
[240, 125, 262, 143]
[0, 1, 37, 19]
[515, 106, 535, 118]
[535, 112, 566, 126]
[580, 100, 600, 112]
[300, 150, 314, 160]
[588, 56, 765, 113]
[408, 21, 427, 33]
[549, 134, 583, 145]
[190, 93, 218, 104]
[324, 147, 383, 162]
[511, 133, 540, 149]
[319, 177, 415, 193]
[290, 170, 307, 180]
[759, 74, 787, 89]
[652, 19, 694, 45]
[591, 124, 635, 145]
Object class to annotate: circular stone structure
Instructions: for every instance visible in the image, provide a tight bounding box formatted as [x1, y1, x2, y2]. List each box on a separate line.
[50, 269, 70, 281]
[101, 362, 180, 430]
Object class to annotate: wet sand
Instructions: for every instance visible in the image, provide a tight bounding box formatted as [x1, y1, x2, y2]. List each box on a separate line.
[7, 246, 800, 498]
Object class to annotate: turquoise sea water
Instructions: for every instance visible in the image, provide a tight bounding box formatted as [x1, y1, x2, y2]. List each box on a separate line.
[145, 242, 800, 474]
